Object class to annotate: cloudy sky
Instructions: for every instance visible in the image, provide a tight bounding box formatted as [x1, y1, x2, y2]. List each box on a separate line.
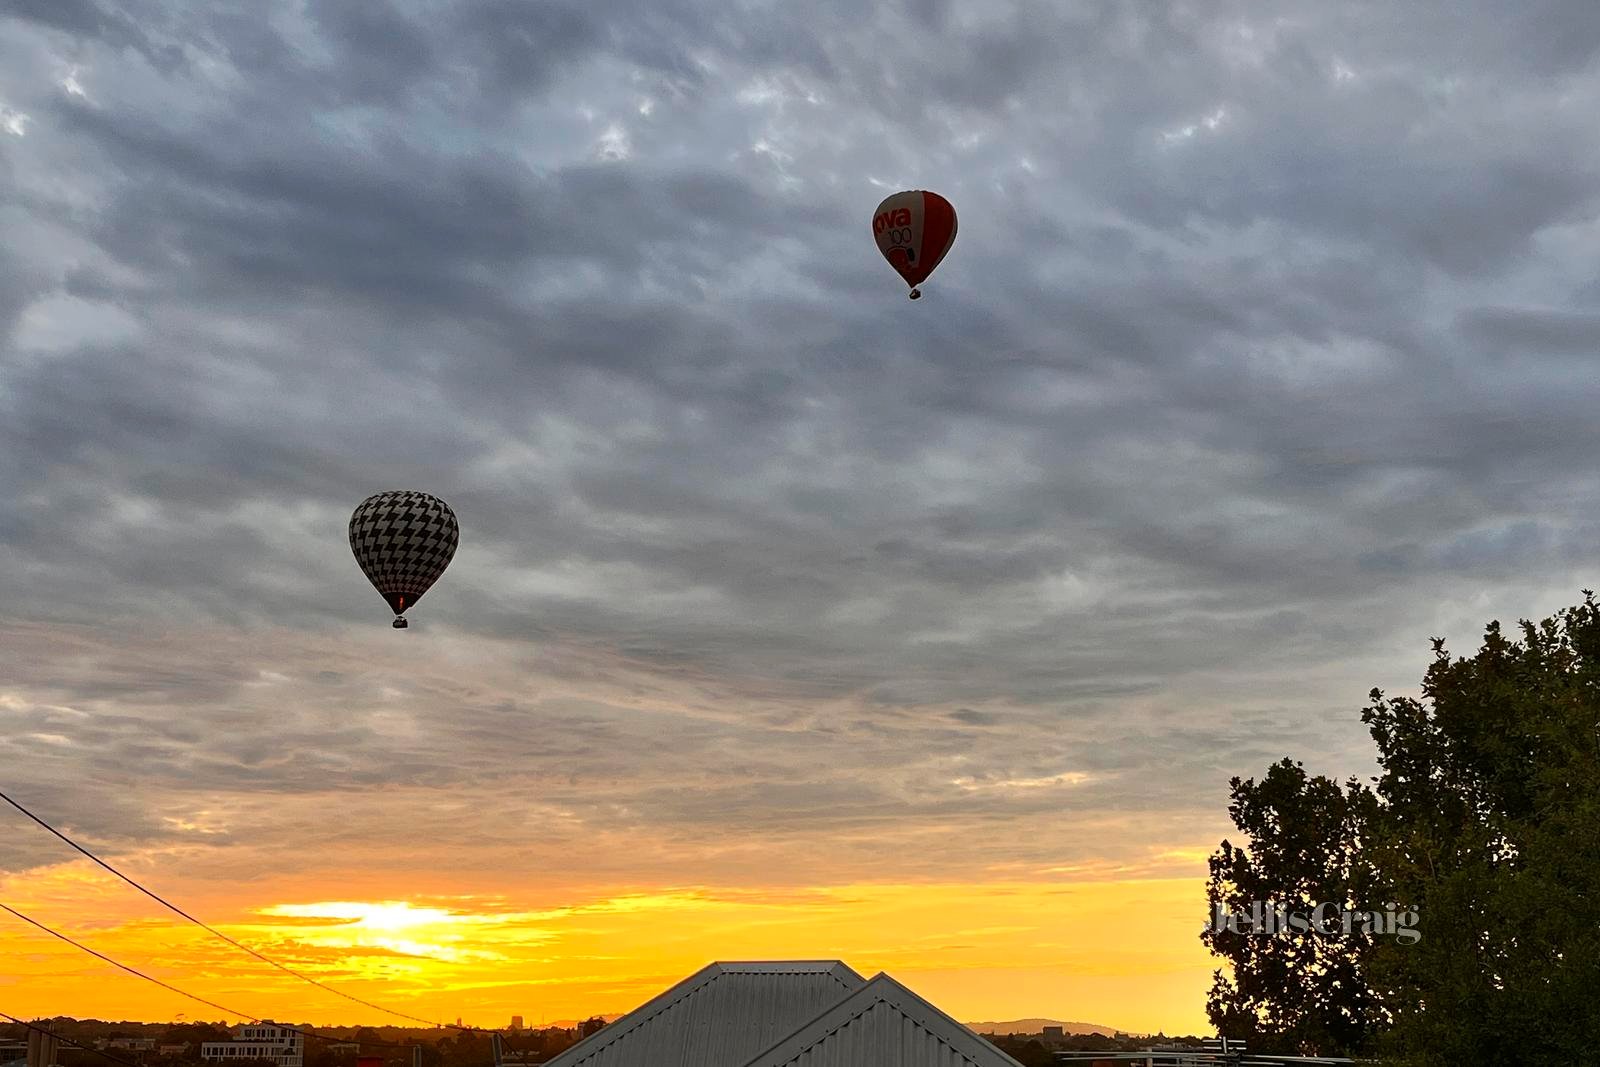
[4, 0, 1600, 1038]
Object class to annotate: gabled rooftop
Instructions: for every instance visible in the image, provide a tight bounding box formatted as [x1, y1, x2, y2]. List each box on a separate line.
[541, 961, 866, 1067]
[740, 971, 1025, 1067]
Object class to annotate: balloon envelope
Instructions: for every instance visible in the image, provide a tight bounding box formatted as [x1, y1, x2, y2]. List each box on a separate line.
[872, 190, 958, 293]
[348, 491, 458, 622]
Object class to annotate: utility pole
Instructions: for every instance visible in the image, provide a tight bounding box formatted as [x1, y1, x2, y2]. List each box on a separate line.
[26, 1027, 58, 1067]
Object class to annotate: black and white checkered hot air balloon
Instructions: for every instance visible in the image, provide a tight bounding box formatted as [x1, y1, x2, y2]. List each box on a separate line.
[348, 491, 459, 629]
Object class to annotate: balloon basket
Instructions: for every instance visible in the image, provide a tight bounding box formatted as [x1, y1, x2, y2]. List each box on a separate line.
[908, 288, 921, 300]
[393, 617, 409, 629]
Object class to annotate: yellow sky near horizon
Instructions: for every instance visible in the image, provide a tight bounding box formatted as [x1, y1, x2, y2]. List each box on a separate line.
[0, 855, 1219, 1037]
[0, 621, 1263, 1043]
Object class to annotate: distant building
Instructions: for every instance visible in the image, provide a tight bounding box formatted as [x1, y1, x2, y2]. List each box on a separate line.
[158, 1046, 192, 1057]
[108, 1040, 158, 1052]
[1041, 1026, 1064, 1043]
[200, 1024, 305, 1067]
[509, 1017, 523, 1031]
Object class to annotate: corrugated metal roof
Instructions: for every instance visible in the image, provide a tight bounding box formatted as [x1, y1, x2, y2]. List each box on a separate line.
[738, 973, 1025, 1067]
[541, 961, 866, 1067]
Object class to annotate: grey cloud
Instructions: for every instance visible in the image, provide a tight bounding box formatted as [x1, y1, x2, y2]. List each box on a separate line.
[451, 0, 607, 101]
[3, 0, 1600, 893]
[4, 0, 185, 70]
[305, 1, 436, 106]
[6, 0, 110, 37]
[1461, 306, 1600, 355]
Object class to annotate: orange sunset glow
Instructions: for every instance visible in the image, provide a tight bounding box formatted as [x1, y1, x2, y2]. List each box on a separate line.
[3, 853, 1218, 1034]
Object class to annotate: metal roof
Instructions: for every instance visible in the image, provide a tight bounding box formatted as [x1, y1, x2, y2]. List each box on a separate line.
[541, 961, 866, 1067]
[738, 972, 1026, 1067]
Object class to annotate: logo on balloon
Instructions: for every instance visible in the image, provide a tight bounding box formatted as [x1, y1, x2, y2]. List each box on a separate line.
[873, 207, 912, 234]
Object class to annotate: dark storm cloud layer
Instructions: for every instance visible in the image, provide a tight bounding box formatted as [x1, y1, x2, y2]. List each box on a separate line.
[4, 1, 1600, 884]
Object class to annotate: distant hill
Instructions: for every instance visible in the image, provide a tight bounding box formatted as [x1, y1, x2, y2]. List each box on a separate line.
[963, 1018, 1138, 1037]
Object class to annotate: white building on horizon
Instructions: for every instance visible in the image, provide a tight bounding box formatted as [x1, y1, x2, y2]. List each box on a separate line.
[200, 1024, 305, 1067]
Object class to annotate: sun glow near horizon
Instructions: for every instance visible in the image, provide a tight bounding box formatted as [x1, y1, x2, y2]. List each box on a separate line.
[0, 857, 1217, 1035]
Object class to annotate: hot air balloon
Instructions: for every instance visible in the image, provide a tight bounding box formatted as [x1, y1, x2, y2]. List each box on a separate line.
[348, 491, 458, 629]
[872, 189, 957, 299]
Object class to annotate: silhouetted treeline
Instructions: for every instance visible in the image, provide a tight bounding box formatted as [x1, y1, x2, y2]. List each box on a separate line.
[984, 1032, 1208, 1065]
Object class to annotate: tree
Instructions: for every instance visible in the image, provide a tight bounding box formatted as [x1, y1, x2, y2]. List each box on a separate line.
[1205, 592, 1600, 1064]
[984, 1038, 1054, 1067]
[1203, 759, 1386, 1055]
[1362, 596, 1600, 1064]
[437, 1032, 490, 1067]
[303, 1044, 341, 1067]
[158, 1024, 230, 1060]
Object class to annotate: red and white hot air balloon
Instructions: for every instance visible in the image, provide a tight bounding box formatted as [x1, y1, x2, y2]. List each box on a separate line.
[871, 189, 958, 299]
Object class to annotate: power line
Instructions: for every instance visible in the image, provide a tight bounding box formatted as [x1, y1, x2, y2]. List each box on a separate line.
[0, 1011, 146, 1067]
[0, 905, 430, 1053]
[1, 903, 258, 1023]
[0, 787, 495, 1034]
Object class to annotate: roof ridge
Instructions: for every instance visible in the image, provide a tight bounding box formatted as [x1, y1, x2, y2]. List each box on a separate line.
[539, 961, 868, 1067]
[539, 963, 725, 1067]
[711, 960, 858, 973]
[737, 971, 1023, 1067]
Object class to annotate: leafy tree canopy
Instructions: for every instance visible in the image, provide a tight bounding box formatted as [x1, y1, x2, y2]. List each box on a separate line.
[1207, 592, 1600, 1065]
